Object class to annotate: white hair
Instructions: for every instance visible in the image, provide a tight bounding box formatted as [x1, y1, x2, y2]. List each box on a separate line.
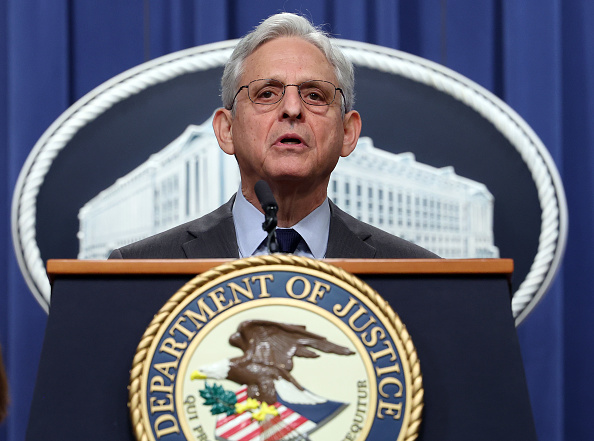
[221, 13, 355, 115]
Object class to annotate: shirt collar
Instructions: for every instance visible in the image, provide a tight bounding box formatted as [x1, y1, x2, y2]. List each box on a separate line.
[232, 187, 330, 259]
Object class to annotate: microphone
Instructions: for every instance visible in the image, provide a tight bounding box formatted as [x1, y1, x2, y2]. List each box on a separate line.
[254, 180, 279, 253]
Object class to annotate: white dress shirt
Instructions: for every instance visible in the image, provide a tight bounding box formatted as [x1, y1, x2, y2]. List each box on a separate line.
[232, 188, 330, 258]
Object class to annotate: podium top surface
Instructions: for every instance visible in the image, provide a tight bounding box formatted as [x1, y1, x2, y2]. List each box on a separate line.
[47, 258, 513, 282]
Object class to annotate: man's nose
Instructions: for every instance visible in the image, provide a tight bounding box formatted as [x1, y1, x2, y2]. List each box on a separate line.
[281, 85, 303, 120]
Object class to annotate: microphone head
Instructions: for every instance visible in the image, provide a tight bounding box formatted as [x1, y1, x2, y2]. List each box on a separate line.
[254, 180, 278, 210]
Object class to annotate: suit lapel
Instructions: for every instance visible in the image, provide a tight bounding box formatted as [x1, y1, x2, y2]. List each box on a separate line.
[181, 198, 240, 258]
[326, 202, 377, 258]
[179, 197, 376, 259]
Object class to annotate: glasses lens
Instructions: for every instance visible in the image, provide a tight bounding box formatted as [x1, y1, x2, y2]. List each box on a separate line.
[299, 80, 336, 106]
[248, 79, 285, 105]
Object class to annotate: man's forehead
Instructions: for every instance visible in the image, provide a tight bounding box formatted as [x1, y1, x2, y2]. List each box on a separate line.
[241, 37, 337, 83]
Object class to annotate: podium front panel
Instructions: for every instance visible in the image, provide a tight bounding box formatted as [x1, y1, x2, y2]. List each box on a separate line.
[27, 262, 536, 441]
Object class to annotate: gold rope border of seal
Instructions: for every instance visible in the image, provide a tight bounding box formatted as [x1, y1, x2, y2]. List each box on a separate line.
[128, 255, 424, 441]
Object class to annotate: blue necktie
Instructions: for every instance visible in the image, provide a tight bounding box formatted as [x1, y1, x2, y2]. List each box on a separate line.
[276, 229, 302, 253]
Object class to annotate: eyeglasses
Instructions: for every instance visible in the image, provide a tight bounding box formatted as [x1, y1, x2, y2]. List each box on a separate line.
[229, 78, 344, 110]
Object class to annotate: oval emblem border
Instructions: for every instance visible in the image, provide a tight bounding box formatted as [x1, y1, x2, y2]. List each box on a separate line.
[128, 255, 423, 441]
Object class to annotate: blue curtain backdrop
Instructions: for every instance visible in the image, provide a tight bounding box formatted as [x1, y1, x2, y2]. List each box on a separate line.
[1, 1, 592, 440]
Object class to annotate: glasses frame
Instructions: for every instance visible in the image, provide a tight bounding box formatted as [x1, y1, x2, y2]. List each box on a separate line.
[228, 78, 345, 110]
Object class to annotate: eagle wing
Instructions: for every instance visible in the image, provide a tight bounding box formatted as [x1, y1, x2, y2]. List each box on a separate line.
[229, 319, 354, 372]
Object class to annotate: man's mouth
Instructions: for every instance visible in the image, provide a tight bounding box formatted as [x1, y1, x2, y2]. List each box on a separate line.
[275, 133, 307, 146]
[273, 133, 307, 147]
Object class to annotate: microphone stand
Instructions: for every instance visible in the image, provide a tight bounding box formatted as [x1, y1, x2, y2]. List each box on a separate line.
[255, 180, 279, 253]
[262, 205, 279, 253]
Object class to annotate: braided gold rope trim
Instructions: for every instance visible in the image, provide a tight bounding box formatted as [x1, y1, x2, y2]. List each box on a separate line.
[128, 255, 423, 441]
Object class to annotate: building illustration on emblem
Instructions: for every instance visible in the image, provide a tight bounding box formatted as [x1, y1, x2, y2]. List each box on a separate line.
[77, 117, 498, 259]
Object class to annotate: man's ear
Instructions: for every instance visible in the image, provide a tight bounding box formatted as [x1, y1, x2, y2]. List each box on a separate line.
[213, 108, 235, 155]
[340, 110, 362, 157]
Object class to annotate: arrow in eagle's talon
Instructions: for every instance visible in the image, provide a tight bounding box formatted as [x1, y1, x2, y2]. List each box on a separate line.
[235, 398, 260, 414]
[252, 402, 279, 421]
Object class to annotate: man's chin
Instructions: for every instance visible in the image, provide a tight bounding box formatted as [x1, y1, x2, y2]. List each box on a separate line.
[265, 176, 308, 188]
[261, 167, 308, 181]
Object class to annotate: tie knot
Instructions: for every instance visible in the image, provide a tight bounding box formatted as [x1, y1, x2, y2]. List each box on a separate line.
[276, 229, 302, 253]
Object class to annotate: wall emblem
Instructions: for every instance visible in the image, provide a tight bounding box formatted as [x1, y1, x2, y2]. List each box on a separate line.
[12, 39, 567, 324]
[129, 256, 423, 441]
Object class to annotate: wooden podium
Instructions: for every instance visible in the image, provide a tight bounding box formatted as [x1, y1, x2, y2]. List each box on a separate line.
[26, 259, 536, 441]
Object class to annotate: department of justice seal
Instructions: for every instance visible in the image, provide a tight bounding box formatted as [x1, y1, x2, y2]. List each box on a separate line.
[129, 256, 423, 441]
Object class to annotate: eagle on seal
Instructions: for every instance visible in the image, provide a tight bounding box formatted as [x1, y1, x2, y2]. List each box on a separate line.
[193, 319, 354, 406]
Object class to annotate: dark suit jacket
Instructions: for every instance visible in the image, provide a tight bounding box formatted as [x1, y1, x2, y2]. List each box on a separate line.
[109, 197, 438, 259]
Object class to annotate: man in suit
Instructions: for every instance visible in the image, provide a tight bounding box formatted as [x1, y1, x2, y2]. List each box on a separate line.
[110, 13, 436, 260]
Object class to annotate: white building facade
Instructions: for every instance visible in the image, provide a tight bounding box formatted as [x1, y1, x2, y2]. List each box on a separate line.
[329, 137, 497, 258]
[78, 122, 240, 258]
[78, 120, 498, 259]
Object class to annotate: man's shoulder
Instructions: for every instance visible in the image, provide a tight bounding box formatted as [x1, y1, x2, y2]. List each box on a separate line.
[108, 219, 199, 259]
[330, 202, 439, 259]
[109, 198, 235, 259]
